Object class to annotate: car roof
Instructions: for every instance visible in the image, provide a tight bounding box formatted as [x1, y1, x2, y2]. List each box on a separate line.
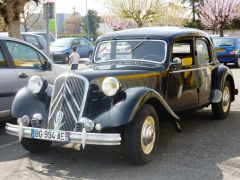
[97, 26, 211, 42]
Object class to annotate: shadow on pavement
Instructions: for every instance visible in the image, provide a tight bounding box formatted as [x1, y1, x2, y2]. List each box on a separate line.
[1, 109, 240, 179]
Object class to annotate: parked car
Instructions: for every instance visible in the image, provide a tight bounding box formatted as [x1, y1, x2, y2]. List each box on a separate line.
[6, 27, 238, 165]
[0, 32, 47, 55]
[28, 31, 56, 44]
[0, 37, 68, 120]
[50, 37, 93, 63]
[212, 36, 240, 67]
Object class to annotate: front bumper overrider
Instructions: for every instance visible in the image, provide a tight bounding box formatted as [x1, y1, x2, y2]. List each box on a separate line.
[5, 123, 121, 147]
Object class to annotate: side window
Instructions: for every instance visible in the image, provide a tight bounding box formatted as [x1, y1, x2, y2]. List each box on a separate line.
[0, 49, 7, 68]
[24, 35, 41, 49]
[72, 39, 80, 47]
[196, 39, 210, 64]
[172, 40, 194, 66]
[80, 39, 88, 47]
[5, 41, 42, 69]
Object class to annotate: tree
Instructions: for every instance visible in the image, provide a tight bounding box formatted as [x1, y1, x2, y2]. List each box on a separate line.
[199, 0, 240, 36]
[0, 0, 39, 38]
[104, 15, 137, 31]
[20, 0, 42, 32]
[158, 1, 189, 26]
[0, 16, 7, 31]
[183, 19, 204, 29]
[107, 0, 164, 27]
[182, 0, 200, 23]
[82, 10, 101, 40]
[64, 8, 81, 34]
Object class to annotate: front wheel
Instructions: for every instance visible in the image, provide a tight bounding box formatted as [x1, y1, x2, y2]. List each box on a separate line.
[21, 138, 52, 153]
[212, 81, 231, 119]
[123, 104, 159, 165]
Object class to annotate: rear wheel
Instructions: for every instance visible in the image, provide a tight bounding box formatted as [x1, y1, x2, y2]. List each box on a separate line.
[21, 138, 52, 153]
[212, 81, 231, 119]
[123, 104, 159, 165]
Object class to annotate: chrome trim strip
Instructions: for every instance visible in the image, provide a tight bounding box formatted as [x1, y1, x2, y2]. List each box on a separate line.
[65, 84, 80, 111]
[93, 39, 167, 65]
[68, 74, 89, 122]
[170, 66, 210, 73]
[48, 94, 63, 121]
[63, 94, 78, 122]
[5, 123, 121, 146]
[50, 84, 65, 107]
[48, 74, 67, 123]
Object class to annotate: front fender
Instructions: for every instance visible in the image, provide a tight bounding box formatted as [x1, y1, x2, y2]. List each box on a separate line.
[93, 87, 180, 130]
[212, 65, 236, 102]
[11, 87, 50, 120]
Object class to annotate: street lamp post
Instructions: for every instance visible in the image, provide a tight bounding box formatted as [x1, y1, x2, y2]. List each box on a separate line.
[86, 0, 90, 42]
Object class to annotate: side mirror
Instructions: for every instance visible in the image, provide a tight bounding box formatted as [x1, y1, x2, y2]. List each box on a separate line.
[42, 61, 51, 70]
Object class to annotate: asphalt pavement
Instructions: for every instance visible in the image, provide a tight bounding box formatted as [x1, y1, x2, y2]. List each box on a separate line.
[0, 67, 240, 180]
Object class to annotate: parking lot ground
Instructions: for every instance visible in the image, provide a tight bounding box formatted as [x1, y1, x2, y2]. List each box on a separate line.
[0, 68, 240, 180]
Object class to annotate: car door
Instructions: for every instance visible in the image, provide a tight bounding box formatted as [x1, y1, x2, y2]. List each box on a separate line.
[79, 39, 89, 57]
[196, 38, 214, 105]
[167, 38, 198, 110]
[0, 43, 19, 117]
[4, 40, 56, 87]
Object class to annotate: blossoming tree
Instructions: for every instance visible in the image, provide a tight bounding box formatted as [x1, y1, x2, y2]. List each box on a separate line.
[104, 16, 137, 31]
[199, 0, 240, 36]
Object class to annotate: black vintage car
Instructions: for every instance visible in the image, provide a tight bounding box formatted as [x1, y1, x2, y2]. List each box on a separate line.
[6, 27, 238, 165]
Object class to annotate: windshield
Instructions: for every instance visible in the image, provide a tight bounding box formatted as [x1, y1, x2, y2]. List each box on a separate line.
[51, 38, 73, 47]
[213, 38, 234, 46]
[94, 40, 167, 64]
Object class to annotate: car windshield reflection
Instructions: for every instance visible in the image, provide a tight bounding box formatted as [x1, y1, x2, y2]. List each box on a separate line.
[94, 40, 167, 64]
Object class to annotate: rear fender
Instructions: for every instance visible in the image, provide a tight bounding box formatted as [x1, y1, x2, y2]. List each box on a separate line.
[212, 65, 236, 102]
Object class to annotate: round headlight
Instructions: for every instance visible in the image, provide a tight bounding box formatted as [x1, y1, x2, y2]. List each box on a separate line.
[28, 76, 45, 94]
[102, 77, 121, 96]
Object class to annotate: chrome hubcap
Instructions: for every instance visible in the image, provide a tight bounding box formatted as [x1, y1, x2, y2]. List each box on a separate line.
[222, 86, 230, 113]
[141, 116, 156, 155]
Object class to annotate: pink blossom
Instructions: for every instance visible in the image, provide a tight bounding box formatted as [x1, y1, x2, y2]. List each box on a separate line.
[105, 16, 137, 31]
[199, 0, 240, 31]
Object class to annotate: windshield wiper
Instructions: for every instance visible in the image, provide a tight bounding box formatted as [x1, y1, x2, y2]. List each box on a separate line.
[130, 36, 150, 53]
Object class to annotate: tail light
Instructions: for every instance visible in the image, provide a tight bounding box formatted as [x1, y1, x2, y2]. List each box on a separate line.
[230, 50, 239, 54]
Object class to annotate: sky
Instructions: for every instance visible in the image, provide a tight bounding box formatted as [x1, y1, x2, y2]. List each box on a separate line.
[54, 0, 106, 15]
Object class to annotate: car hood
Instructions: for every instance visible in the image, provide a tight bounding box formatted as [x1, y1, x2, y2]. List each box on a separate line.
[50, 46, 69, 52]
[73, 65, 167, 90]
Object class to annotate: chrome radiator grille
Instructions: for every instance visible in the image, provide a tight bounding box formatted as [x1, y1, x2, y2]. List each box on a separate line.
[48, 74, 88, 131]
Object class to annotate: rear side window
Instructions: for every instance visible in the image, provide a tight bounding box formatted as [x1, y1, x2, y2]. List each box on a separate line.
[80, 39, 88, 47]
[196, 39, 210, 64]
[24, 35, 41, 49]
[0, 49, 7, 68]
[5, 41, 42, 69]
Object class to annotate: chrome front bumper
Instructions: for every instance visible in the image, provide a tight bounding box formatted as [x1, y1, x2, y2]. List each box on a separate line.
[5, 123, 121, 146]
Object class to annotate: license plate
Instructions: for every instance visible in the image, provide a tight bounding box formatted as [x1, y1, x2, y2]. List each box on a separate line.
[31, 129, 70, 142]
[215, 49, 225, 52]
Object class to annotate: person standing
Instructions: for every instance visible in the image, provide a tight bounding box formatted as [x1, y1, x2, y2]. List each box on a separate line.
[69, 46, 80, 70]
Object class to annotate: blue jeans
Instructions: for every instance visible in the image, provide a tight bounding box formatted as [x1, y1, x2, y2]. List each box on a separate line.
[71, 64, 78, 70]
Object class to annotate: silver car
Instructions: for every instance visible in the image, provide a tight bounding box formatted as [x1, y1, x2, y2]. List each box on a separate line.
[0, 37, 68, 120]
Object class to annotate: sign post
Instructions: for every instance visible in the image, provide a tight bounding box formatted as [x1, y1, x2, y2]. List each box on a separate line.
[43, 0, 55, 57]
